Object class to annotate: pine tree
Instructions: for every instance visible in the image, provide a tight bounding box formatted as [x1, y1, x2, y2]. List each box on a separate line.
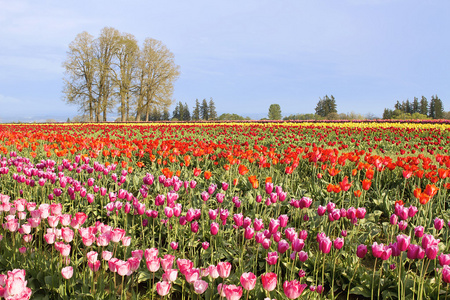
[315, 95, 337, 117]
[172, 102, 181, 120]
[200, 99, 209, 120]
[162, 109, 170, 120]
[434, 95, 444, 119]
[192, 99, 200, 120]
[183, 102, 191, 121]
[429, 96, 436, 119]
[405, 99, 411, 114]
[420, 96, 428, 116]
[412, 97, 419, 114]
[383, 108, 393, 119]
[208, 98, 217, 120]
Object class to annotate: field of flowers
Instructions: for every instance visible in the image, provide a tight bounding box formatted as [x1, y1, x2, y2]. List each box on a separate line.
[0, 121, 449, 300]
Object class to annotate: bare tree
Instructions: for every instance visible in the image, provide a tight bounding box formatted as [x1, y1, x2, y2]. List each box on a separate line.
[94, 27, 120, 122]
[62, 32, 96, 121]
[135, 38, 180, 121]
[112, 33, 139, 121]
[63, 29, 179, 122]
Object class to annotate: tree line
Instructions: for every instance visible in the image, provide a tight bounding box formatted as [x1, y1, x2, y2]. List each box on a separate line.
[63, 27, 179, 122]
[382, 95, 445, 119]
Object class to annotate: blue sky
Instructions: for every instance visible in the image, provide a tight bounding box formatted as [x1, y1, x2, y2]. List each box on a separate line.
[0, 0, 448, 122]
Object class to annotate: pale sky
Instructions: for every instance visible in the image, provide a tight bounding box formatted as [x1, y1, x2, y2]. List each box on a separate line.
[0, 0, 449, 122]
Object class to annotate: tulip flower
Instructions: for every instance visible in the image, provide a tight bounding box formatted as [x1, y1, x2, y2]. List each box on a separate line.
[217, 261, 231, 278]
[224, 284, 243, 300]
[283, 280, 308, 299]
[240, 272, 256, 291]
[156, 281, 171, 296]
[357, 244, 368, 258]
[261, 272, 277, 291]
[61, 266, 73, 279]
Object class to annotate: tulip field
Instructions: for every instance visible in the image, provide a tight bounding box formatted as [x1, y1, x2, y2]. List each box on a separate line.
[1, 121, 450, 300]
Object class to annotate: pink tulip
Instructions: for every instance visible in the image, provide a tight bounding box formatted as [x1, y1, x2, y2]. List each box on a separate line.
[88, 261, 101, 272]
[210, 222, 219, 235]
[146, 258, 160, 272]
[102, 251, 113, 261]
[283, 280, 308, 299]
[156, 281, 171, 296]
[396, 234, 411, 252]
[208, 265, 219, 279]
[261, 272, 277, 291]
[224, 284, 243, 300]
[86, 251, 98, 264]
[162, 269, 178, 282]
[334, 237, 344, 250]
[414, 226, 424, 238]
[184, 268, 200, 283]
[217, 261, 231, 278]
[240, 272, 256, 291]
[277, 240, 290, 254]
[177, 259, 193, 275]
[61, 266, 73, 279]
[443, 266, 450, 283]
[357, 244, 368, 258]
[435, 218, 444, 230]
[194, 279, 209, 294]
[266, 252, 278, 265]
[439, 254, 450, 266]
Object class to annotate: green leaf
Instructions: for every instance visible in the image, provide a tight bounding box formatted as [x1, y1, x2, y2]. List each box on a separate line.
[350, 286, 371, 298]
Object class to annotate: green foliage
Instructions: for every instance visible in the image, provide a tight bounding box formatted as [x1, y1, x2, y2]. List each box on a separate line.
[267, 103, 282, 120]
[315, 95, 337, 117]
[218, 113, 250, 120]
[208, 98, 217, 120]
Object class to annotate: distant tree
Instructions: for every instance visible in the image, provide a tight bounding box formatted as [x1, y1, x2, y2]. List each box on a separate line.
[326, 112, 340, 120]
[419, 96, 428, 116]
[172, 102, 181, 120]
[192, 99, 200, 120]
[162, 108, 170, 120]
[208, 98, 217, 120]
[218, 113, 247, 120]
[200, 99, 209, 120]
[268, 104, 282, 120]
[150, 107, 161, 121]
[383, 108, 394, 119]
[429, 97, 436, 119]
[443, 111, 450, 120]
[412, 97, 419, 114]
[315, 95, 337, 118]
[66, 118, 71, 122]
[405, 99, 412, 114]
[429, 95, 444, 119]
[183, 102, 191, 121]
[283, 113, 316, 120]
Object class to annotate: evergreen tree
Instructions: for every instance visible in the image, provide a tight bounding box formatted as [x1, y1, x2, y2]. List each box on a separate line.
[162, 109, 170, 120]
[172, 102, 181, 120]
[208, 98, 217, 120]
[394, 101, 402, 111]
[315, 95, 337, 118]
[383, 108, 393, 119]
[405, 99, 411, 114]
[192, 99, 200, 120]
[429, 96, 436, 119]
[420, 96, 428, 116]
[200, 99, 209, 120]
[183, 102, 191, 121]
[412, 97, 419, 114]
[150, 107, 161, 121]
[429, 95, 444, 119]
[268, 104, 282, 120]
[434, 95, 444, 119]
